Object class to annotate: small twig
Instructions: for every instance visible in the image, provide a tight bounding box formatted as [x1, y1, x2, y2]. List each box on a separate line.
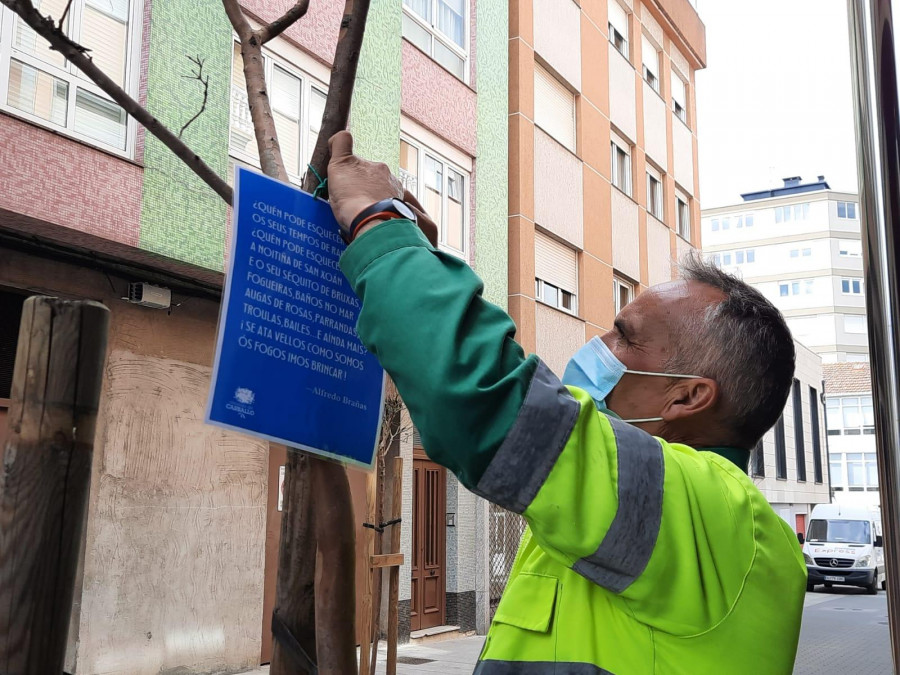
[179, 54, 209, 138]
[58, 0, 73, 29]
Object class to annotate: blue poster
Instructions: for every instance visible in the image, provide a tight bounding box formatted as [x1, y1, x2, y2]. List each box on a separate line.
[206, 167, 384, 468]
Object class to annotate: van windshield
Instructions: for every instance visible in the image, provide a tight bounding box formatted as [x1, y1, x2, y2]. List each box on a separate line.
[808, 519, 870, 544]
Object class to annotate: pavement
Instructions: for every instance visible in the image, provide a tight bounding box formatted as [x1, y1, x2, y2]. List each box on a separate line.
[794, 587, 891, 674]
[242, 590, 892, 674]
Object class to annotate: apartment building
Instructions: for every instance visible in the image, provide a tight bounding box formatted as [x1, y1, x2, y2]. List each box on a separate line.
[824, 361, 879, 511]
[0, 0, 507, 671]
[749, 342, 831, 537]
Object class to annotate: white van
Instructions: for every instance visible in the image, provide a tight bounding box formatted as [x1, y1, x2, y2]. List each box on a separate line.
[803, 504, 884, 594]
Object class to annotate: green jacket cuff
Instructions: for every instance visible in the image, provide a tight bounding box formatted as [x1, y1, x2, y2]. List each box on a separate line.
[339, 219, 433, 287]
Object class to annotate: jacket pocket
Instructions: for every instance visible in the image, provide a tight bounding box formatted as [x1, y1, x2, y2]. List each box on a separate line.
[493, 573, 559, 632]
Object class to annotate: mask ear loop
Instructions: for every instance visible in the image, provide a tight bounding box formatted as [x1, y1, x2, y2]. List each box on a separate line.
[624, 370, 702, 379]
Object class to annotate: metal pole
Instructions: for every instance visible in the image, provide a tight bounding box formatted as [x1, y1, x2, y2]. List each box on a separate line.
[847, 0, 900, 669]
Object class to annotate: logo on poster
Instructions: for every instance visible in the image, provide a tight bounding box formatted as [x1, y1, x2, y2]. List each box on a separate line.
[226, 387, 256, 418]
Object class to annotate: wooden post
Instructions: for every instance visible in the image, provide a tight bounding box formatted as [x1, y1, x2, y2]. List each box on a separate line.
[358, 470, 378, 675]
[0, 297, 109, 675]
[386, 457, 404, 675]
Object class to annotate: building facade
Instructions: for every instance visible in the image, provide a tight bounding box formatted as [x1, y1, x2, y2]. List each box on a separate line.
[0, 0, 507, 671]
[824, 362, 879, 512]
[749, 342, 831, 538]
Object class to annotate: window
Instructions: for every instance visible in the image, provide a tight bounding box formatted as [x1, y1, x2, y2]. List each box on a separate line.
[844, 315, 867, 334]
[711, 218, 719, 232]
[641, 35, 659, 93]
[789, 247, 812, 258]
[676, 193, 690, 241]
[646, 166, 663, 220]
[230, 44, 327, 182]
[610, 134, 632, 196]
[400, 137, 468, 255]
[722, 216, 731, 230]
[535, 231, 577, 314]
[752, 439, 765, 477]
[792, 380, 806, 482]
[775, 414, 787, 479]
[608, 0, 629, 59]
[709, 253, 721, 266]
[402, 0, 467, 80]
[613, 275, 634, 314]
[810, 386, 823, 483]
[779, 279, 814, 296]
[837, 201, 858, 219]
[745, 213, 755, 227]
[775, 203, 810, 223]
[0, 0, 140, 154]
[534, 64, 576, 152]
[722, 253, 732, 265]
[839, 240, 862, 257]
[830, 452, 878, 492]
[725, 248, 755, 265]
[841, 278, 864, 295]
[826, 395, 875, 436]
[671, 74, 687, 123]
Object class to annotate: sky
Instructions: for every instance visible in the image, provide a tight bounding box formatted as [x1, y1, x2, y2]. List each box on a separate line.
[695, 0, 860, 208]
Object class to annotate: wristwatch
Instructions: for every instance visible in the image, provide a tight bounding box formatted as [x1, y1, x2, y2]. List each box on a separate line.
[343, 198, 417, 243]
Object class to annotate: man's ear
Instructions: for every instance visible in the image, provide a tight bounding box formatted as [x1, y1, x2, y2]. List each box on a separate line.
[661, 378, 719, 421]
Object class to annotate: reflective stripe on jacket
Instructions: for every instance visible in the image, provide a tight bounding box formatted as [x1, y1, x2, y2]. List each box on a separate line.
[341, 221, 807, 675]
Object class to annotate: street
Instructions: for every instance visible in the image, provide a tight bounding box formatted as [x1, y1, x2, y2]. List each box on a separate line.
[794, 587, 891, 674]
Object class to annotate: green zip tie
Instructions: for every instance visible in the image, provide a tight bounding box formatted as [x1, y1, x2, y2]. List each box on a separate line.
[307, 164, 328, 200]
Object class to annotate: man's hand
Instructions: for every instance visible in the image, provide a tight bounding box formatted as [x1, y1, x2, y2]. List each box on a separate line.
[328, 131, 438, 246]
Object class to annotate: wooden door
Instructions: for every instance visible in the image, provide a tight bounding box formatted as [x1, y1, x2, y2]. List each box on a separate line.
[410, 456, 446, 631]
[796, 513, 807, 539]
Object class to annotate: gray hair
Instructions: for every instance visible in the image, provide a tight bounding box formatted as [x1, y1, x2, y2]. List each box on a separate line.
[666, 253, 796, 448]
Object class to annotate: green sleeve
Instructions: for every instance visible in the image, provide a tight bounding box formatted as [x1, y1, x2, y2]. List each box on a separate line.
[340, 219, 538, 488]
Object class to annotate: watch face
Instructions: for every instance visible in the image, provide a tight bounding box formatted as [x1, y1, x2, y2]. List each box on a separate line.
[392, 198, 416, 220]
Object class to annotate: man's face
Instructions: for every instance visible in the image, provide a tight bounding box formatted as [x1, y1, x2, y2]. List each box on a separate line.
[600, 280, 723, 432]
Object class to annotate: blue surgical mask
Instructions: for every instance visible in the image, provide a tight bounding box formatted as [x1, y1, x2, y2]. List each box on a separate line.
[562, 337, 700, 423]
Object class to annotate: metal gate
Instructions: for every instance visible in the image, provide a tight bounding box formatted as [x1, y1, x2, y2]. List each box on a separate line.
[488, 503, 526, 617]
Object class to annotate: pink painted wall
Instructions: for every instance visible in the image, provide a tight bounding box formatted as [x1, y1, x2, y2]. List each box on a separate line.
[401, 41, 477, 156]
[0, 114, 142, 247]
[239, 0, 341, 66]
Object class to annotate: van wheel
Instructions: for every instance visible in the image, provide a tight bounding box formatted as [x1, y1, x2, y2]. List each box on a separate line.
[867, 577, 879, 595]
[807, 582, 815, 593]
[883, 579, 887, 591]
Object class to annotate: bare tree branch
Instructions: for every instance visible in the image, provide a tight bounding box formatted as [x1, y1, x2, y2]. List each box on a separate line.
[178, 55, 210, 138]
[0, 0, 234, 205]
[257, 0, 310, 44]
[301, 0, 371, 195]
[58, 0, 73, 28]
[221, 0, 252, 41]
[223, 0, 289, 181]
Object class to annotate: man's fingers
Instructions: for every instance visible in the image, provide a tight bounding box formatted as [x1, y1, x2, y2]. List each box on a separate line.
[328, 130, 354, 161]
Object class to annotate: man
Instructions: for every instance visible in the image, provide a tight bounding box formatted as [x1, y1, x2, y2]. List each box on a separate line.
[327, 131, 806, 674]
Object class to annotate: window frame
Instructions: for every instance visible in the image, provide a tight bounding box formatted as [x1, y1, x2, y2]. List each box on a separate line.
[646, 165, 663, 220]
[830, 451, 878, 492]
[229, 41, 328, 186]
[809, 386, 823, 483]
[641, 34, 660, 93]
[792, 379, 807, 482]
[402, 0, 469, 83]
[610, 134, 632, 196]
[399, 133, 469, 259]
[613, 275, 634, 315]
[535, 277, 577, 315]
[675, 192, 690, 241]
[671, 72, 687, 124]
[841, 277, 864, 296]
[0, 0, 144, 157]
[607, 0, 630, 60]
[837, 200, 858, 220]
[826, 395, 875, 436]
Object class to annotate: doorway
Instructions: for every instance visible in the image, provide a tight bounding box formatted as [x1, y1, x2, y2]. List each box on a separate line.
[796, 513, 807, 539]
[410, 453, 446, 631]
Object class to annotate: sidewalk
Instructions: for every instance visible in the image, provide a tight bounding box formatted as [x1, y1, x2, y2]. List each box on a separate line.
[241, 635, 484, 675]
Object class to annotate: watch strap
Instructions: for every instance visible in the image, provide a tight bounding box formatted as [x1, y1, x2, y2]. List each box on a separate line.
[344, 198, 416, 243]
